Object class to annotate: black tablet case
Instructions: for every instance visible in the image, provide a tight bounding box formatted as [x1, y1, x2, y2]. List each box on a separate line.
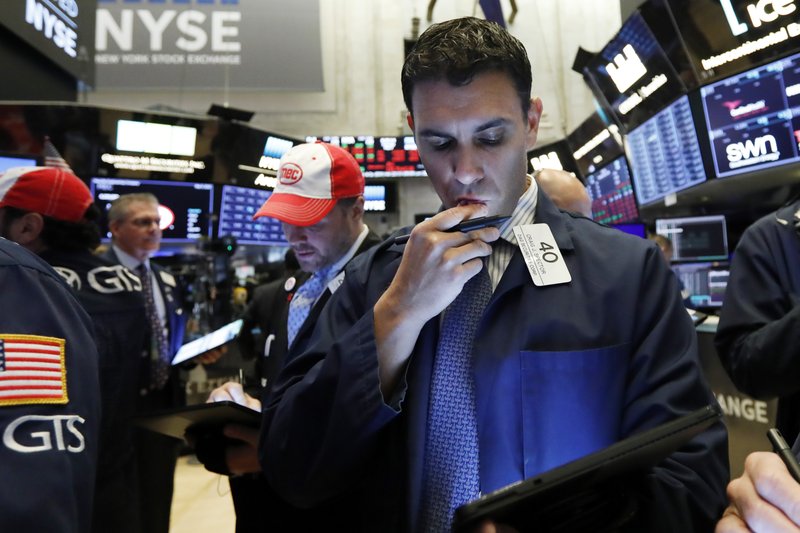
[132, 400, 260, 440]
[452, 404, 722, 532]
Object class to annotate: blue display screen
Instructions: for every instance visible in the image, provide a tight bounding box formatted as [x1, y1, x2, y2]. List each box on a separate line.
[625, 95, 707, 205]
[217, 185, 286, 246]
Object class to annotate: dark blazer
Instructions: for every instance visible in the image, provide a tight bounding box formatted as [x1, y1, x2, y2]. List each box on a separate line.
[716, 200, 800, 443]
[248, 230, 383, 396]
[99, 247, 187, 405]
[261, 191, 729, 533]
[227, 229, 381, 533]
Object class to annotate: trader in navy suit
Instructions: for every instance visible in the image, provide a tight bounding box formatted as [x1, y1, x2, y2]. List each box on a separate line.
[100, 192, 190, 533]
[260, 17, 728, 533]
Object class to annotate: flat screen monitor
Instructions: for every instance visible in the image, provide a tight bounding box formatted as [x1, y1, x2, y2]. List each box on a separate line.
[700, 50, 800, 179]
[90, 178, 214, 243]
[583, 11, 685, 131]
[625, 95, 708, 206]
[217, 185, 286, 246]
[655, 215, 729, 262]
[0, 154, 39, 173]
[566, 111, 625, 177]
[584, 156, 639, 225]
[610, 222, 647, 238]
[306, 135, 426, 178]
[671, 261, 730, 309]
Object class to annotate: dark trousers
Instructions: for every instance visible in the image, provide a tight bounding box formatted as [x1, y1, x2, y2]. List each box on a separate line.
[135, 382, 182, 533]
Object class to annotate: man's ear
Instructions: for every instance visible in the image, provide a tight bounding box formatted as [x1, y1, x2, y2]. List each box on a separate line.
[406, 112, 415, 132]
[9, 212, 45, 248]
[526, 97, 544, 151]
[108, 219, 121, 240]
[351, 195, 365, 220]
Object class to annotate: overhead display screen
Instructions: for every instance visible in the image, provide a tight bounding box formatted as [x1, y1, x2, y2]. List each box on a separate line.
[217, 185, 286, 246]
[583, 11, 685, 131]
[584, 156, 639, 225]
[91, 178, 214, 243]
[0, 0, 95, 84]
[566, 111, 625, 177]
[700, 50, 800, 178]
[526, 140, 581, 176]
[306, 135, 426, 178]
[665, 0, 800, 83]
[625, 95, 708, 205]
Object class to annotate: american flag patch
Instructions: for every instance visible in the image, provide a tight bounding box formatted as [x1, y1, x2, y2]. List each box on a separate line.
[0, 335, 67, 406]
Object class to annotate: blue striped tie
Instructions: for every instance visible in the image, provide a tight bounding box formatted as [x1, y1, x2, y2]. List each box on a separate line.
[421, 266, 492, 531]
[286, 267, 332, 347]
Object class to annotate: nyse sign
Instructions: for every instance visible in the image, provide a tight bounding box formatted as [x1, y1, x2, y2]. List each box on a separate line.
[94, 0, 323, 90]
[96, 9, 242, 65]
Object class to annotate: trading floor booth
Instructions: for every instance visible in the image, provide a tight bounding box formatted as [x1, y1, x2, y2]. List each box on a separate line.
[696, 319, 778, 477]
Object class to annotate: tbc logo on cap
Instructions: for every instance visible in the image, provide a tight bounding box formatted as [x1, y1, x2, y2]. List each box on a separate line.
[252, 142, 364, 227]
[280, 163, 303, 185]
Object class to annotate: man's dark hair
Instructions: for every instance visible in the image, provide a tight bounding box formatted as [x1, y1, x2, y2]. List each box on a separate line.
[401, 17, 532, 117]
[1, 205, 102, 252]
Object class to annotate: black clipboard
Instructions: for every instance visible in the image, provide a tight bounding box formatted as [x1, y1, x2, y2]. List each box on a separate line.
[132, 400, 260, 440]
[452, 404, 722, 533]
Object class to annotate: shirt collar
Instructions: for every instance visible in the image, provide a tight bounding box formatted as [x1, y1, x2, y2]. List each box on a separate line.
[113, 244, 149, 271]
[497, 176, 538, 246]
[317, 224, 369, 284]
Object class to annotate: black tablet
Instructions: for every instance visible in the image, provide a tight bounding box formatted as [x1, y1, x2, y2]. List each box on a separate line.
[132, 400, 260, 440]
[171, 319, 244, 366]
[452, 404, 722, 532]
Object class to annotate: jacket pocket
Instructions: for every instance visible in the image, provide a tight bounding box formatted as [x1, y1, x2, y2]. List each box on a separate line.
[519, 344, 628, 479]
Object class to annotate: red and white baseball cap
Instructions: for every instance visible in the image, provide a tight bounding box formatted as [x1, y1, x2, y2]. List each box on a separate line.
[253, 142, 364, 226]
[0, 166, 93, 223]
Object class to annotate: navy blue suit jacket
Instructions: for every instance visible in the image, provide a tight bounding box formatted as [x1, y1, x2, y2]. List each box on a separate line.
[100, 248, 187, 402]
[261, 190, 729, 532]
[716, 200, 800, 442]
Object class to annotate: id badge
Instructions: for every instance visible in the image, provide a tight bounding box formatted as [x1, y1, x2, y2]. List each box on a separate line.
[513, 224, 571, 286]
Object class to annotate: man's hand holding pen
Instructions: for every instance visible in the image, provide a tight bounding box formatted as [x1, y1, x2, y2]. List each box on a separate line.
[373, 204, 501, 397]
[383, 204, 501, 326]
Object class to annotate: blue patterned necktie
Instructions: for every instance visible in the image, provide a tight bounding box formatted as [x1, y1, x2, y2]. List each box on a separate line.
[286, 267, 332, 347]
[137, 264, 171, 390]
[421, 265, 493, 532]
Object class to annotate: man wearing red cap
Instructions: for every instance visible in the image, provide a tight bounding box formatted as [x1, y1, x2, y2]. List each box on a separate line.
[199, 141, 381, 532]
[0, 166, 146, 533]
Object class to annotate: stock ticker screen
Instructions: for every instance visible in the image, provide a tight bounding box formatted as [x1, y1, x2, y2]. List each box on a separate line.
[625, 95, 707, 205]
[584, 156, 639, 225]
[306, 135, 426, 178]
[700, 50, 800, 178]
[217, 185, 287, 246]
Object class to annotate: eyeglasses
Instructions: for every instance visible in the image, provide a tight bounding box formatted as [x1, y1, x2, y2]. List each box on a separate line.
[128, 217, 161, 228]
